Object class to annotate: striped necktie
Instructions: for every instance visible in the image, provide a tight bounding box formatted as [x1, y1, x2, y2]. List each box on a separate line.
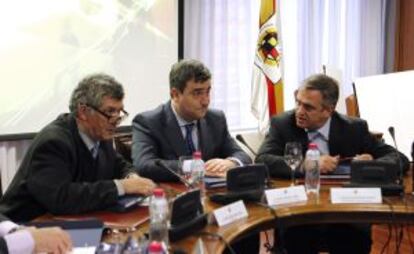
[91, 143, 99, 159]
[308, 131, 329, 155]
[184, 123, 196, 155]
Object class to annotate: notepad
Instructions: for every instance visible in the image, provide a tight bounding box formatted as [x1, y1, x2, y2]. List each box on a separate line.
[204, 176, 226, 189]
[107, 194, 146, 212]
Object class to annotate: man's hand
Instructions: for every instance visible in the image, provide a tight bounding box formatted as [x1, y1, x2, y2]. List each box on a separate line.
[121, 177, 156, 196]
[28, 227, 72, 254]
[205, 158, 237, 177]
[319, 155, 339, 174]
[353, 153, 373, 161]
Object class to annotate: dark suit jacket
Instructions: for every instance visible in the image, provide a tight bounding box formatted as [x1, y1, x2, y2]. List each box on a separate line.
[132, 102, 252, 182]
[256, 110, 408, 178]
[0, 114, 136, 222]
[0, 214, 9, 254]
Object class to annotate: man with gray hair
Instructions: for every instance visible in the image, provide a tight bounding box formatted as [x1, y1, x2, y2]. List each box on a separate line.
[0, 73, 155, 222]
[256, 73, 408, 254]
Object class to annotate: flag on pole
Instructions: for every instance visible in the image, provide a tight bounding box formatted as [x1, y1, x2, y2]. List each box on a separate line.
[251, 0, 283, 134]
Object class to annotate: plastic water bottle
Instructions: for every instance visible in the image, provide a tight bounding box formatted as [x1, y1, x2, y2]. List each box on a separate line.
[190, 151, 205, 194]
[304, 143, 320, 196]
[147, 241, 163, 254]
[149, 188, 169, 250]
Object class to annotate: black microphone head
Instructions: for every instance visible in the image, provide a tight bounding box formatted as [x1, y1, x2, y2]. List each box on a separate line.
[388, 126, 395, 138]
[235, 134, 245, 144]
[154, 159, 161, 165]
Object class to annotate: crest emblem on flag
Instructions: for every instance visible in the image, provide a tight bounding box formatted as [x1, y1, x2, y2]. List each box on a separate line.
[257, 27, 281, 68]
[255, 20, 282, 84]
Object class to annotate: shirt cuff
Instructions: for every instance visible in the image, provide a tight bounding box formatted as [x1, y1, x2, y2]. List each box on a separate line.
[4, 230, 35, 254]
[0, 221, 19, 236]
[114, 179, 125, 196]
[126, 173, 139, 179]
[227, 157, 243, 167]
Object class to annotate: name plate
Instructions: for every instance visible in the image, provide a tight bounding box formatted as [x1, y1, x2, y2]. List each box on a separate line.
[213, 200, 248, 227]
[330, 187, 382, 204]
[265, 185, 308, 206]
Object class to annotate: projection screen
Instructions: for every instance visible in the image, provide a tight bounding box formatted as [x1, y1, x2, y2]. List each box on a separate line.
[0, 0, 178, 137]
[354, 70, 414, 159]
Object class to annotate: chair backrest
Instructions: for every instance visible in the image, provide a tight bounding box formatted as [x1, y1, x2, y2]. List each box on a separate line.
[236, 132, 265, 160]
[345, 94, 360, 117]
[114, 133, 133, 162]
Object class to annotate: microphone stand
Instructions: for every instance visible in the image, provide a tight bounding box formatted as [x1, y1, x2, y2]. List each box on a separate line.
[236, 134, 258, 156]
[388, 127, 404, 188]
[155, 160, 195, 189]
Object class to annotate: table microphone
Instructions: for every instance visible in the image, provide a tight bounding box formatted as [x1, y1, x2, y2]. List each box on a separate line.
[235, 134, 257, 156]
[388, 126, 404, 186]
[154, 160, 194, 188]
[235, 134, 272, 187]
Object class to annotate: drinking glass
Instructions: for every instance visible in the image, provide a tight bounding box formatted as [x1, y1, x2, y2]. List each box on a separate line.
[178, 155, 194, 185]
[284, 142, 303, 186]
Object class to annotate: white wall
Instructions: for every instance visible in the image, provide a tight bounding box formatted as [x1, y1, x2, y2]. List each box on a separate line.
[354, 71, 414, 159]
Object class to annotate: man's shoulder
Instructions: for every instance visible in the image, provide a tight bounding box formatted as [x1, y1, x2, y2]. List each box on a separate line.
[333, 112, 367, 127]
[132, 103, 166, 124]
[204, 108, 225, 120]
[270, 110, 295, 125]
[34, 114, 77, 145]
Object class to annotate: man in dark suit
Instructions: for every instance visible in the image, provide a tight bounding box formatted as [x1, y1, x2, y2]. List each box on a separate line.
[0, 213, 71, 253]
[256, 74, 408, 254]
[0, 74, 155, 222]
[256, 74, 408, 177]
[132, 59, 251, 182]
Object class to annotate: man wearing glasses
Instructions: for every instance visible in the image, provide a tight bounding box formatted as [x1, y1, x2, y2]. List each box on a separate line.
[0, 73, 156, 222]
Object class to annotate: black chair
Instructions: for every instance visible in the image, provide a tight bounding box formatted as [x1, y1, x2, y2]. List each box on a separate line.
[114, 133, 132, 162]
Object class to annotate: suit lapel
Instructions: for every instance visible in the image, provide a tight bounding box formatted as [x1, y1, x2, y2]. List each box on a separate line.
[198, 117, 211, 158]
[164, 103, 188, 157]
[296, 127, 309, 155]
[289, 112, 309, 154]
[328, 113, 342, 155]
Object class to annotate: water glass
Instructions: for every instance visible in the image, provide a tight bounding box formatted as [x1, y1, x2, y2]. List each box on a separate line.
[284, 142, 303, 185]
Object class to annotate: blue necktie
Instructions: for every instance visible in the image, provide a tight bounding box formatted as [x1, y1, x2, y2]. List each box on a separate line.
[309, 131, 329, 155]
[91, 143, 99, 159]
[184, 123, 196, 155]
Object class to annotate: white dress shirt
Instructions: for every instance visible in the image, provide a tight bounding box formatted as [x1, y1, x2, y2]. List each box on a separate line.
[0, 220, 34, 254]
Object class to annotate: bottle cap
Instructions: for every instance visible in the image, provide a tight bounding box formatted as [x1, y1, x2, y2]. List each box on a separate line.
[192, 151, 202, 159]
[308, 143, 318, 149]
[153, 188, 165, 197]
[148, 241, 163, 252]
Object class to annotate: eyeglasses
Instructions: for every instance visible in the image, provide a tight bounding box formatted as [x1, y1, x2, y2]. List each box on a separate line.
[86, 104, 129, 124]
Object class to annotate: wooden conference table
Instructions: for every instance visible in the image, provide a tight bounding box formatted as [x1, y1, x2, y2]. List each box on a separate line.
[38, 175, 414, 253]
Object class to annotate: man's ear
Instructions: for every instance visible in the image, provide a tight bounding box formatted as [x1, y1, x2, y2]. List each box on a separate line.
[293, 89, 298, 98]
[170, 87, 180, 101]
[77, 104, 88, 121]
[325, 105, 335, 115]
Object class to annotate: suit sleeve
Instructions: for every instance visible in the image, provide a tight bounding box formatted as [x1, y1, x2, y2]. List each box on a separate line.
[114, 151, 137, 178]
[255, 118, 292, 178]
[26, 138, 119, 215]
[217, 113, 252, 165]
[132, 116, 179, 182]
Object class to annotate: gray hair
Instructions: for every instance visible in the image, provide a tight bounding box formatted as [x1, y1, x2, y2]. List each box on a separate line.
[69, 73, 124, 114]
[301, 74, 339, 108]
[169, 59, 211, 92]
